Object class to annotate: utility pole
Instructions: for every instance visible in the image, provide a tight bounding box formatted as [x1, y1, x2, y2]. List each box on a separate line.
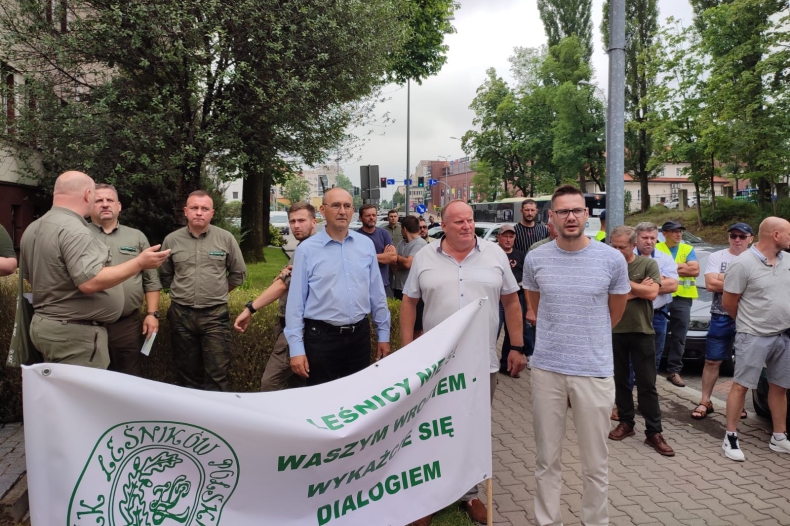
[404, 80, 411, 214]
[606, 0, 626, 238]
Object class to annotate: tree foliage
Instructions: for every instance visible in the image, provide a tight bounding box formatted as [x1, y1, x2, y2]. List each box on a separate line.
[283, 176, 311, 205]
[0, 0, 457, 259]
[537, 0, 594, 62]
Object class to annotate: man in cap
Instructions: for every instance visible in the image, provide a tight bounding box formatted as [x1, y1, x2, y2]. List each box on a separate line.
[89, 183, 162, 376]
[721, 217, 790, 461]
[160, 190, 247, 391]
[595, 209, 607, 242]
[22, 171, 170, 368]
[497, 223, 532, 373]
[691, 223, 753, 420]
[656, 220, 699, 387]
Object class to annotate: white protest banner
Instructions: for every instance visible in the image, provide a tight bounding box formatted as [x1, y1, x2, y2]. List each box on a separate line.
[23, 300, 492, 526]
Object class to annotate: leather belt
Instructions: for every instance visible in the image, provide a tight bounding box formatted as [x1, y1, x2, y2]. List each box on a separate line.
[305, 318, 367, 335]
[63, 320, 104, 327]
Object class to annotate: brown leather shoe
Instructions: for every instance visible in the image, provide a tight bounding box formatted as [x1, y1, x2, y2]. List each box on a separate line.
[608, 422, 635, 441]
[408, 516, 433, 526]
[611, 407, 619, 421]
[645, 433, 675, 456]
[666, 373, 686, 387]
[461, 498, 487, 524]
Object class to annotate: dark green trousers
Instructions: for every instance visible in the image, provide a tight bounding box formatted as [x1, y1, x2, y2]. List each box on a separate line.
[168, 302, 232, 391]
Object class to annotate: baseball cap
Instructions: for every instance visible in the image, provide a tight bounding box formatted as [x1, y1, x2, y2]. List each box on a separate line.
[499, 224, 516, 234]
[599, 209, 606, 220]
[728, 222, 754, 235]
[661, 220, 685, 231]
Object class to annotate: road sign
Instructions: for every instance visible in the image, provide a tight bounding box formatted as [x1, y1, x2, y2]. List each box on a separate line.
[387, 179, 395, 185]
[405, 179, 412, 185]
[428, 179, 437, 186]
[415, 204, 427, 214]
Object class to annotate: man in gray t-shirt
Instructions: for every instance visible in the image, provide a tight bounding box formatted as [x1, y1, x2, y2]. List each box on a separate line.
[392, 215, 427, 293]
[523, 185, 630, 526]
[720, 217, 790, 462]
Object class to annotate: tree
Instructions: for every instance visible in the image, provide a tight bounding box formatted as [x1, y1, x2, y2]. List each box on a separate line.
[0, 0, 457, 259]
[283, 176, 311, 205]
[471, 160, 504, 202]
[393, 191, 405, 208]
[602, 0, 660, 212]
[335, 173, 355, 193]
[537, 0, 594, 62]
[541, 37, 606, 192]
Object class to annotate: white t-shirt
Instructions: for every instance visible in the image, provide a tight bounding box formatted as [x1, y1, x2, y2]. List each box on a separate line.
[523, 240, 631, 377]
[705, 249, 737, 316]
[403, 238, 520, 373]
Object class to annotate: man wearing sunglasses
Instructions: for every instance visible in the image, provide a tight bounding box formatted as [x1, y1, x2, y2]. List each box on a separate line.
[418, 217, 436, 243]
[691, 223, 753, 420]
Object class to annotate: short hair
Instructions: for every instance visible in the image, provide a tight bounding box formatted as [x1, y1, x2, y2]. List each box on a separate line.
[388, 209, 399, 216]
[188, 190, 211, 200]
[611, 225, 636, 245]
[550, 184, 584, 207]
[288, 201, 316, 219]
[94, 183, 119, 199]
[418, 216, 427, 224]
[634, 222, 658, 236]
[401, 215, 420, 234]
[359, 204, 378, 216]
[521, 199, 537, 208]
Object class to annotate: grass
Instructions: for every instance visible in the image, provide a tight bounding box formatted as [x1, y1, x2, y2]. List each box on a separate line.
[242, 246, 291, 290]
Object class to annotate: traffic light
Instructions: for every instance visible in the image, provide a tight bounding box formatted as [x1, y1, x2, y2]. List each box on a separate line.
[380, 177, 387, 188]
[417, 177, 425, 188]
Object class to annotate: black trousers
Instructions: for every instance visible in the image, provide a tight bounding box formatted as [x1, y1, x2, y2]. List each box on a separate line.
[106, 312, 144, 376]
[613, 332, 663, 435]
[303, 318, 371, 386]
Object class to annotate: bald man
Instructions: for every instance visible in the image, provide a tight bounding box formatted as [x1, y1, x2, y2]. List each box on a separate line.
[721, 217, 790, 462]
[20, 171, 170, 368]
[285, 188, 390, 386]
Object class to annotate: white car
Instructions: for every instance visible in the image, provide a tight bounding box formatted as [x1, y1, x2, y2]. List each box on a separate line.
[270, 211, 290, 236]
[427, 222, 502, 241]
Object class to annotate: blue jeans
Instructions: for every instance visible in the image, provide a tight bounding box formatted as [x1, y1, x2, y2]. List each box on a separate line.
[653, 307, 669, 371]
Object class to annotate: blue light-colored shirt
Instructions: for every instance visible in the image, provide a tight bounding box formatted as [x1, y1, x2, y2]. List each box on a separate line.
[634, 248, 678, 309]
[285, 229, 390, 357]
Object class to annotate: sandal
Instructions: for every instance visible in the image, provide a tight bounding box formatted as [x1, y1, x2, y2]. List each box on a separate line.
[691, 401, 714, 420]
[741, 409, 747, 419]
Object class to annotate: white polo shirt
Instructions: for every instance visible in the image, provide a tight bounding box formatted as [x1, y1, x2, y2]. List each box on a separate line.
[403, 237, 520, 373]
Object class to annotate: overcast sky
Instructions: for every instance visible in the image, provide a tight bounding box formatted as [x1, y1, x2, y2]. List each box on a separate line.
[334, 0, 694, 202]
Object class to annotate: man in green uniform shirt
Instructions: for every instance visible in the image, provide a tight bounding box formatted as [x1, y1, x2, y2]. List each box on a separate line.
[160, 190, 247, 391]
[21, 171, 170, 368]
[0, 225, 17, 276]
[89, 184, 162, 376]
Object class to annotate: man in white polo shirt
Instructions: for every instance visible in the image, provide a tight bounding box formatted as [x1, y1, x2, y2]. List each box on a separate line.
[401, 199, 526, 525]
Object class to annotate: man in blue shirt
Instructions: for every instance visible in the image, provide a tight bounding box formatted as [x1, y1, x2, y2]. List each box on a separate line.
[285, 188, 391, 386]
[357, 204, 397, 298]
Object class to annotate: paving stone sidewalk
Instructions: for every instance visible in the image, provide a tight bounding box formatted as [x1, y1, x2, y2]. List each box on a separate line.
[488, 371, 790, 525]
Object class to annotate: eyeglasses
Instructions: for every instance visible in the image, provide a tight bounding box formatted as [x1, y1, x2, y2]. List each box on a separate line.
[419, 226, 428, 230]
[326, 203, 353, 211]
[729, 233, 749, 240]
[552, 208, 586, 219]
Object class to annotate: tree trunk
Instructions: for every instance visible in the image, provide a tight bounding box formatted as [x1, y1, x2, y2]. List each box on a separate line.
[174, 165, 202, 227]
[639, 128, 650, 212]
[240, 165, 270, 263]
[694, 181, 702, 228]
[579, 171, 588, 193]
[709, 153, 716, 211]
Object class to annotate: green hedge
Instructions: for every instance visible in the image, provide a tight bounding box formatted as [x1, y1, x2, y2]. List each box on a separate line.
[0, 276, 404, 423]
[700, 198, 761, 225]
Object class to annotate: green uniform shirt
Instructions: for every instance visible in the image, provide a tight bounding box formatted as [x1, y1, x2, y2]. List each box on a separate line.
[613, 255, 661, 334]
[382, 223, 403, 248]
[89, 222, 162, 316]
[529, 237, 554, 252]
[0, 225, 15, 258]
[160, 225, 247, 308]
[21, 207, 124, 323]
[278, 252, 294, 319]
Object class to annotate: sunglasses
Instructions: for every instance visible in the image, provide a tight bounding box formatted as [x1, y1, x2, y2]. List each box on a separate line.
[729, 233, 749, 240]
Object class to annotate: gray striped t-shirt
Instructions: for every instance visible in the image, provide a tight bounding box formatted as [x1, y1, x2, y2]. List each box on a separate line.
[523, 240, 631, 377]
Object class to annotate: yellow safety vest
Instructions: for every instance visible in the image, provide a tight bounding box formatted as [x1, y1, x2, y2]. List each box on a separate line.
[656, 242, 698, 299]
[594, 230, 606, 242]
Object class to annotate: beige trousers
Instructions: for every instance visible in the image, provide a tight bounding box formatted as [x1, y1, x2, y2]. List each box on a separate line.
[531, 368, 614, 526]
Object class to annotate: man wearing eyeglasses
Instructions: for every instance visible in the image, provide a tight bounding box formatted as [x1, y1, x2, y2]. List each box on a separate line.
[656, 220, 700, 388]
[721, 217, 790, 461]
[285, 188, 390, 386]
[418, 217, 436, 243]
[523, 185, 630, 526]
[690, 223, 753, 421]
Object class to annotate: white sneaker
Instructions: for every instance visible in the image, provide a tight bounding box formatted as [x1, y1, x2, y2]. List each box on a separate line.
[525, 356, 532, 370]
[723, 433, 746, 461]
[770, 434, 790, 454]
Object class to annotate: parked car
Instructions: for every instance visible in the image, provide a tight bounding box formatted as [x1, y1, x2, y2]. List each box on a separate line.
[270, 211, 290, 236]
[661, 241, 735, 374]
[427, 222, 502, 242]
[664, 198, 694, 209]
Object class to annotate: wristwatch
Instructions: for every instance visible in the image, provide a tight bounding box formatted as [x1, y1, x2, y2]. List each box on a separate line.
[245, 301, 257, 315]
[510, 345, 525, 355]
[146, 311, 160, 319]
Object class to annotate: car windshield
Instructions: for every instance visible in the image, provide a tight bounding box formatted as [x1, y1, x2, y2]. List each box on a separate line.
[270, 212, 288, 223]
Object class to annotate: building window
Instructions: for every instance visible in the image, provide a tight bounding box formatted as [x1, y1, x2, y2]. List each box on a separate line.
[676, 167, 683, 177]
[232, 192, 238, 200]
